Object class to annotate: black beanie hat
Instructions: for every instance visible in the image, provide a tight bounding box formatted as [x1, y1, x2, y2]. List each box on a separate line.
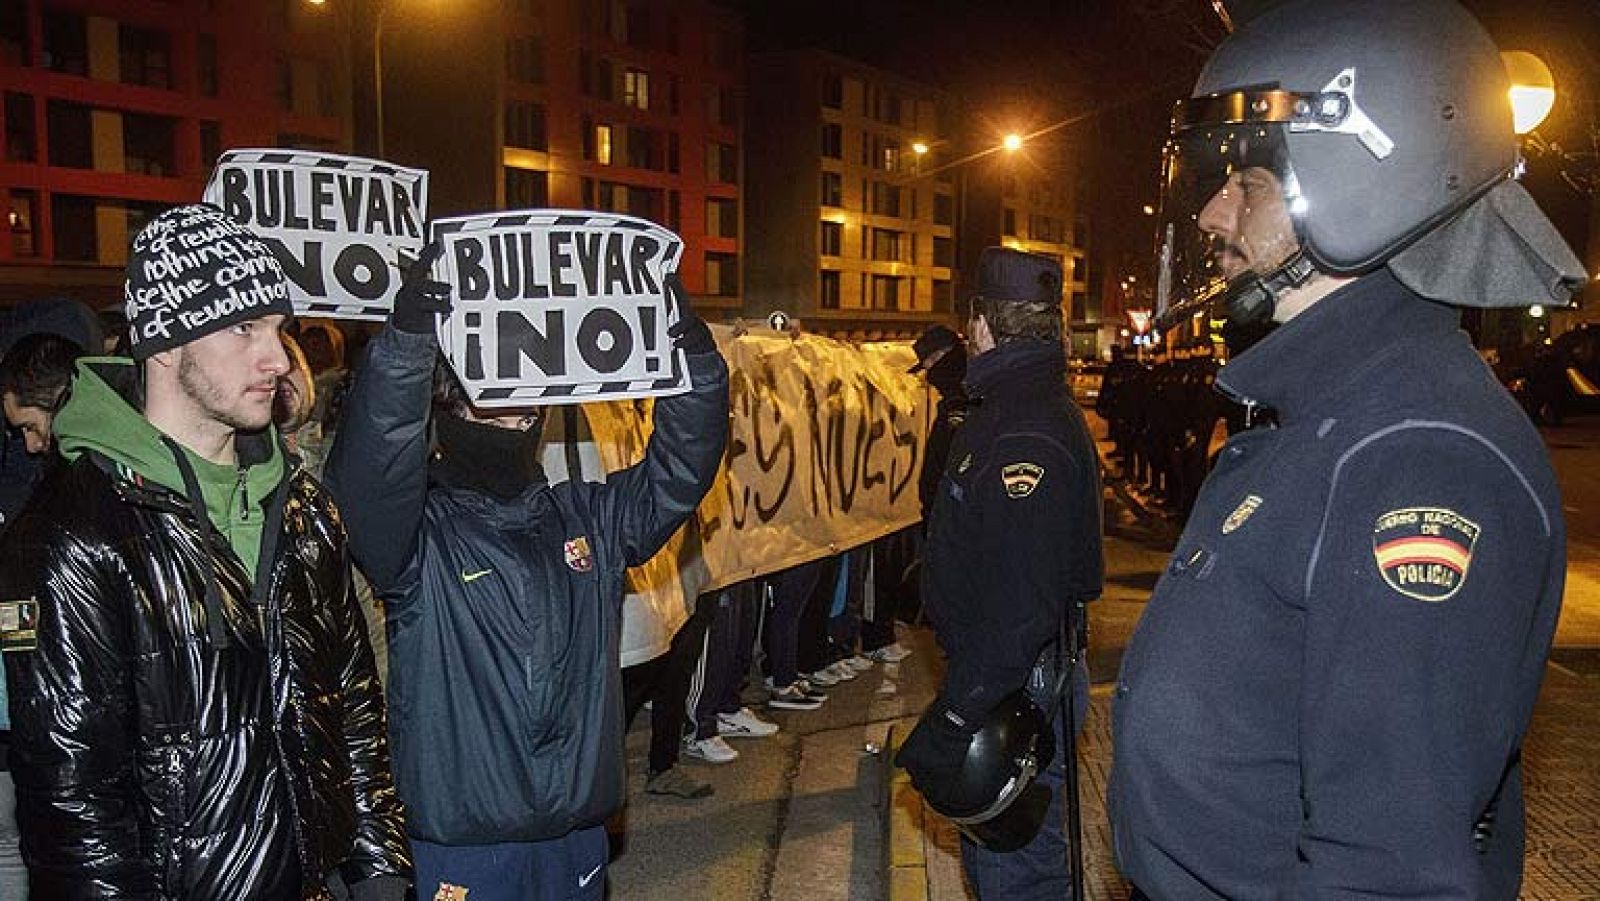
[123, 204, 293, 361]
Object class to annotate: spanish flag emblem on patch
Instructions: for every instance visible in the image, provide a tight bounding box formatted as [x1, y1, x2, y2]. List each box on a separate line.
[1371, 507, 1480, 602]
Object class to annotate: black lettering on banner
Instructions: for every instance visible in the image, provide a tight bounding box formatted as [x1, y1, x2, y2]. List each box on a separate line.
[859, 379, 889, 493]
[605, 235, 631, 294]
[575, 307, 633, 374]
[499, 308, 566, 378]
[332, 243, 389, 301]
[284, 175, 309, 229]
[520, 233, 549, 299]
[492, 234, 521, 302]
[338, 174, 364, 230]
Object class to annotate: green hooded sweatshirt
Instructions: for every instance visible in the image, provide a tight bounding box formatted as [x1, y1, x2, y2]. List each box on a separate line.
[54, 358, 286, 581]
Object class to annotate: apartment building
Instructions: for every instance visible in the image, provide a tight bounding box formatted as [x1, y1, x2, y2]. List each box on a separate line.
[0, 0, 352, 305]
[745, 50, 957, 340]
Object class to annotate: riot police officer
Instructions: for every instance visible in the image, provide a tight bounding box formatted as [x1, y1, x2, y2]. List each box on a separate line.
[897, 248, 1103, 899]
[1110, 2, 1586, 898]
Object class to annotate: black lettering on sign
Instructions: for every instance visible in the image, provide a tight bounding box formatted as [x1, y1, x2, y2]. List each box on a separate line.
[575, 308, 633, 374]
[254, 169, 285, 227]
[263, 236, 325, 296]
[309, 171, 336, 231]
[332, 243, 389, 301]
[574, 232, 603, 295]
[859, 379, 889, 493]
[392, 180, 421, 238]
[498, 308, 566, 378]
[365, 183, 392, 236]
[219, 168, 251, 221]
[453, 237, 490, 301]
[629, 236, 661, 294]
[548, 233, 577, 297]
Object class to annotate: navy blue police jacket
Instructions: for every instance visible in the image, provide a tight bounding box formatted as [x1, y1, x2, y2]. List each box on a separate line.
[325, 326, 728, 844]
[923, 340, 1103, 723]
[1110, 271, 1564, 900]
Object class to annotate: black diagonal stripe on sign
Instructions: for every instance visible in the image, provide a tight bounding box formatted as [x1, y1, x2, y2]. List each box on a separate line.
[598, 382, 634, 394]
[651, 377, 683, 390]
[495, 215, 531, 229]
[370, 164, 398, 178]
[480, 387, 517, 401]
[615, 219, 652, 231]
[554, 215, 593, 227]
[431, 220, 466, 236]
[260, 152, 295, 165]
[544, 385, 576, 397]
[315, 158, 346, 169]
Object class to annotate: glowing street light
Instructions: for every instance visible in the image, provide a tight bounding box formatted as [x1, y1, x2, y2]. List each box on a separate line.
[1003, 133, 1024, 152]
[1142, 204, 1156, 216]
[912, 141, 930, 156]
[1503, 51, 1556, 135]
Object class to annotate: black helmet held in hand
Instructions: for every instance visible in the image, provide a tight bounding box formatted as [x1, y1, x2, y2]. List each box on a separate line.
[923, 690, 1057, 853]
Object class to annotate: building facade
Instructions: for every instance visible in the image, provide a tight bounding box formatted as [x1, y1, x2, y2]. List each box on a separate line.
[382, 0, 743, 313]
[746, 50, 958, 340]
[0, 0, 353, 306]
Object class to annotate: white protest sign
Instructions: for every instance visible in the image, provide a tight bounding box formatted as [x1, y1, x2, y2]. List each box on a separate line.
[203, 149, 429, 321]
[430, 210, 691, 408]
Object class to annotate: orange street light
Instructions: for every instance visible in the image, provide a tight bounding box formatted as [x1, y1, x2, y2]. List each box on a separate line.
[1503, 51, 1556, 135]
[1003, 133, 1023, 152]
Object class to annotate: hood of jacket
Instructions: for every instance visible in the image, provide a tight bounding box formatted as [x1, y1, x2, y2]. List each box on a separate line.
[53, 357, 285, 577]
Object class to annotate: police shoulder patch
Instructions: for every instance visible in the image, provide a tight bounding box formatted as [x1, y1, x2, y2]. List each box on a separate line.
[1000, 462, 1044, 499]
[1372, 507, 1480, 602]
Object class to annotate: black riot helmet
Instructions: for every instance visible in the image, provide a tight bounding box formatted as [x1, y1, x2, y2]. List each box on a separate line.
[1155, 0, 1585, 329]
[924, 691, 1056, 853]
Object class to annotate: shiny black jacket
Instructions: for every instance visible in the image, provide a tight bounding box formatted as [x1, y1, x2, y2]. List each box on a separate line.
[922, 340, 1103, 724]
[326, 326, 729, 844]
[0, 445, 411, 899]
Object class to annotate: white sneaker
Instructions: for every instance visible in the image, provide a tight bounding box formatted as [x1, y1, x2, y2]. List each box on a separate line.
[827, 660, 859, 682]
[683, 735, 739, 764]
[869, 642, 912, 663]
[843, 655, 875, 673]
[717, 706, 780, 738]
[807, 666, 841, 687]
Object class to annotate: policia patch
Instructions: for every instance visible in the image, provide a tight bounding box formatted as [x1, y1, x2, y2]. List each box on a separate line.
[1372, 507, 1480, 602]
[1000, 463, 1044, 499]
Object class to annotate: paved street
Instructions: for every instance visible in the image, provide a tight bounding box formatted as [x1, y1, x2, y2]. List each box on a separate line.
[607, 413, 1600, 900]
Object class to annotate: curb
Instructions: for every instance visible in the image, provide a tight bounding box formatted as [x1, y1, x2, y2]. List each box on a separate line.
[884, 725, 931, 901]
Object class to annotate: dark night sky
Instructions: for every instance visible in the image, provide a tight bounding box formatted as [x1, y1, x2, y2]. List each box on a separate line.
[726, 0, 1600, 292]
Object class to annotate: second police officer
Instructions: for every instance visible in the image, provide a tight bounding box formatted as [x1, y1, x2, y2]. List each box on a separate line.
[898, 248, 1104, 900]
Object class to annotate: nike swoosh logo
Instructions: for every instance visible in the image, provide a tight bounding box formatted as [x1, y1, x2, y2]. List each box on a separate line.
[462, 568, 493, 583]
[578, 862, 603, 888]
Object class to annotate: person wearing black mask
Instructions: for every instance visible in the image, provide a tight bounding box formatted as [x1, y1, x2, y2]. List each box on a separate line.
[908, 324, 968, 523]
[326, 246, 729, 901]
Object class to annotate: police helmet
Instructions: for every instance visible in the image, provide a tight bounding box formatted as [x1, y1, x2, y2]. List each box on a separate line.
[927, 690, 1057, 852]
[1155, 0, 1584, 327]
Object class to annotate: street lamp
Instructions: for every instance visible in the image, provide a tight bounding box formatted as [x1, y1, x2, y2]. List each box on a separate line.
[912, 141, 930, 156]
[1003, 133, 1023, 152]
[1503, 50, 1556, 136]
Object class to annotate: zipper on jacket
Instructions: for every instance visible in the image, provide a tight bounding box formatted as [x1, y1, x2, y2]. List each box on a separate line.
[237, 468, 250, 522]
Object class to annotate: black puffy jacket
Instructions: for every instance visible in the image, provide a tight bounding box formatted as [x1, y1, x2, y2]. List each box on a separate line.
[0, 437, 410, 898]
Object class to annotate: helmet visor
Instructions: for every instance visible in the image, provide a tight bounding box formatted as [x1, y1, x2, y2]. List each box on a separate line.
[1154, 117, 1303, 325]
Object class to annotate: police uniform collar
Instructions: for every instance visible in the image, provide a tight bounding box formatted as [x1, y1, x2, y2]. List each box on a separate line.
[964, 340, 1066, 400]
[1216, 269, 1461, 418]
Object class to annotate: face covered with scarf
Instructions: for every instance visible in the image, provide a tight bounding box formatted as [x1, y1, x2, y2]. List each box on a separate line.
[431, 364, 548, 500]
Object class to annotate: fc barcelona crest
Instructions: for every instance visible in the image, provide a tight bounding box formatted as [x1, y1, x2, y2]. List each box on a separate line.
[564, 536, 594, 573]
[1372, 507, 1480, 602]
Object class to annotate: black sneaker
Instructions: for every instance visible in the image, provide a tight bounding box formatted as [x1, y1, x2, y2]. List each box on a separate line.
[767, 684, 823, 710]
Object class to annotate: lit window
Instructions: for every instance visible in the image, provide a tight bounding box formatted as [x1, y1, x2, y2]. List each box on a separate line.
[624, 68, 649, 110]
[596, 124, 612, 165]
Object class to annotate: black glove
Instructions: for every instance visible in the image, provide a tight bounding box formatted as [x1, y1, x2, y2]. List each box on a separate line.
[390, 242, 451, 336]
[349, 876, 408, 901]
[895, 698, 984, 813]
[665, 272, 716, 356]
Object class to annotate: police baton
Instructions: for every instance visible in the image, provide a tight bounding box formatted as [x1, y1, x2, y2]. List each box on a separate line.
[1058, 599, 1089, 901]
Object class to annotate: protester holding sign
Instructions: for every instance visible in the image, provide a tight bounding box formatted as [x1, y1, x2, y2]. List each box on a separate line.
[326, 247, 729, 901]
[0, 205, 411, 898]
